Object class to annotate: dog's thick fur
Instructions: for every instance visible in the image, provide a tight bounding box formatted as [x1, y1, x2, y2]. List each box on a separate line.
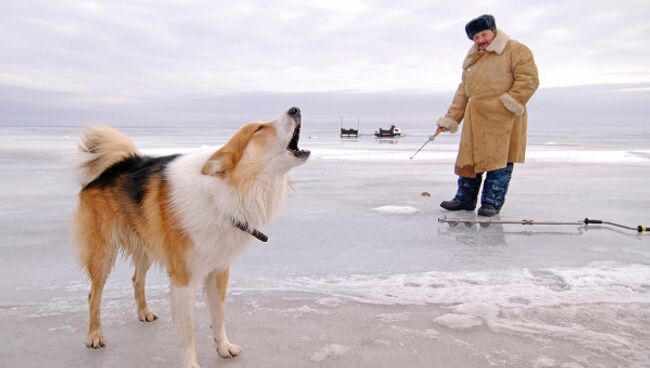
[72, 108, 309, 367]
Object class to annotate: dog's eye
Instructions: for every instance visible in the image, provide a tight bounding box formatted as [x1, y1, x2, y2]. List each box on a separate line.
[255, 125, 265, 133]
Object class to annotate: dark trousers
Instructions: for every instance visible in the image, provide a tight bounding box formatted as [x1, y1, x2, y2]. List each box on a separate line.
[453, 163, 514, 210]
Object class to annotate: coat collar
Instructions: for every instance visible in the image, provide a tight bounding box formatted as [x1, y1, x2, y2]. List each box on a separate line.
[462, 30, 511, 70]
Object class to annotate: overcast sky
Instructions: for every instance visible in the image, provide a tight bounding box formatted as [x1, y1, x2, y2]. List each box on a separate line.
[1, 0, 649, 126]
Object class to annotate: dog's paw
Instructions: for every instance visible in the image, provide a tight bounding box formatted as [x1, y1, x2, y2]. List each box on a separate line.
[138, 308, 158, 322]
[215, 340, 242, 358]
[85, 330, 106, 349]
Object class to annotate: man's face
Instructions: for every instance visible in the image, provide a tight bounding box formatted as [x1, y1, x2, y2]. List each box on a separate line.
[473, 29, 496, 51]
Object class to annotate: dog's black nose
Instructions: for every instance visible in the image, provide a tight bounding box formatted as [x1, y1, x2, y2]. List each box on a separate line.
[287, 107, 301, 116]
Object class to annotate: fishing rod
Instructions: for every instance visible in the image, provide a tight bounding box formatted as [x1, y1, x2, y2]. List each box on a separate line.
[438, 216, 649, 233]
[410, 127, 444, 160]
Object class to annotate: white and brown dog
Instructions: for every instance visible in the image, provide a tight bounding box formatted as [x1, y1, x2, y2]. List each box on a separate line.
[72, 107, 309, 367]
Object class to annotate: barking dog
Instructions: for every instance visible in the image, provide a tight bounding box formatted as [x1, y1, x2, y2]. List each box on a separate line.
[72, 107, 309, 367]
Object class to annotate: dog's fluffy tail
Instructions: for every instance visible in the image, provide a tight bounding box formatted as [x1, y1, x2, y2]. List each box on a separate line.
[77, 125, 139, 186]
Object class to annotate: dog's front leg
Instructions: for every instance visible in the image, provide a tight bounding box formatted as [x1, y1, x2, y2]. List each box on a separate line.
[171, 285, 200, 368]
[205, 268, 241, 358]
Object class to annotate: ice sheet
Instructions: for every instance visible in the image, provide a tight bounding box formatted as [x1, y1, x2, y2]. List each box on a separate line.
[0, 126, 648, 367]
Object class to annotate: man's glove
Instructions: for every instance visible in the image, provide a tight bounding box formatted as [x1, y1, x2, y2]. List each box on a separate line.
[435, 116, 460, 133]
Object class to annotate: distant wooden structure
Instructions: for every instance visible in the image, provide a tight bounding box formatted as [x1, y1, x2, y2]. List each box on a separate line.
[340, 127, 359, 138]
[374, 125, 402, 138]
[340, 117, 360, 138]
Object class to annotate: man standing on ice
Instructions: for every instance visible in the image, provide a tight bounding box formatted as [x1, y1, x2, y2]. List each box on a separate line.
[436, 14, 539, 217]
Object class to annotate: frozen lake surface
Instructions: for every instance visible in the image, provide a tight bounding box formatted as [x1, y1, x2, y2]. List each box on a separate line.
[0, 125, 649, 367]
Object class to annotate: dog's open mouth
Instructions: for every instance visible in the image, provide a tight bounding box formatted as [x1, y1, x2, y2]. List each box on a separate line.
[287, 124, 310, 159]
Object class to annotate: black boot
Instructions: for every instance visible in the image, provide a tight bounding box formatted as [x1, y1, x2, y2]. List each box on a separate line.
[477, 204, 499, 217]
[441, 175, 482, 211]
[440, 200, 475, 211]
[480, 164, 513, 216]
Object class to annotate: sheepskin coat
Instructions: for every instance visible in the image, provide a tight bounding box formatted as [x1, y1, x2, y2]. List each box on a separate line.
[442, 30, 539, 177]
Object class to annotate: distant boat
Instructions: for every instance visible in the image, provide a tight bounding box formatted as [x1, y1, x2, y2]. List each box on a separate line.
[340, 127, 359, 138]
[340, 117, 360, 138]
[374, 125, 402, 138]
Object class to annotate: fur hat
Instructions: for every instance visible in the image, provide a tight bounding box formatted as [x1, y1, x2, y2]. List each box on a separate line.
[465, 14, 496, 40]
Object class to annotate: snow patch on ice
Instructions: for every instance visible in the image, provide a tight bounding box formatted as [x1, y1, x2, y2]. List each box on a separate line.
[454, 303, 500, 319]
[261, 262, 650, 308]
[256, 305, 327, 316]
[371, 205, 419, 215]
[283, 305, 326, 315]
[434, 313, 483, 329]
[558, 363, 584, 368]
[391, 325, 440, 339]
[8, 263, 649, 324]
[533, 356, 558, 367]
[310, 344, 352, 362]
[315, 297, 347, 307]
[527, 149, 650, 163]
[376, 312, 410, 323]
[47, 325, 76, 333]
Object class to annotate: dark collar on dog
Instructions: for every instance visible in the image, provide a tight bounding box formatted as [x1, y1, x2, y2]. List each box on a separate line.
[231, 218, 268, 243]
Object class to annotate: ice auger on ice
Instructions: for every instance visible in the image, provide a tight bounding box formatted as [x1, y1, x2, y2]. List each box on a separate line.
[438, 216, 649, 233]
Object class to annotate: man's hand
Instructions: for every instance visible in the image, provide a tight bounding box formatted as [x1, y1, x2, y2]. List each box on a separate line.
[429, 126, 445, 140]
[435, 117, 460, 134]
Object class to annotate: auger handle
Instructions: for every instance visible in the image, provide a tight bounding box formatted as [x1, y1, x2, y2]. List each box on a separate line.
[585, 218, 648, 233]
[584, 218, 602, 225]
[409, 127, 444, 160]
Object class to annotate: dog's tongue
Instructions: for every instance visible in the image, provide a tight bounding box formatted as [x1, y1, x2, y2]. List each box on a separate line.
[288, 124, 301, 151]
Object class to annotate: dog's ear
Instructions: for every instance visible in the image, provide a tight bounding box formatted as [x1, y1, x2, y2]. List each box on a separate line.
[201, 124, 257, 177]
[201, 149, 240, 177]
[201, 159, 222, 176]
